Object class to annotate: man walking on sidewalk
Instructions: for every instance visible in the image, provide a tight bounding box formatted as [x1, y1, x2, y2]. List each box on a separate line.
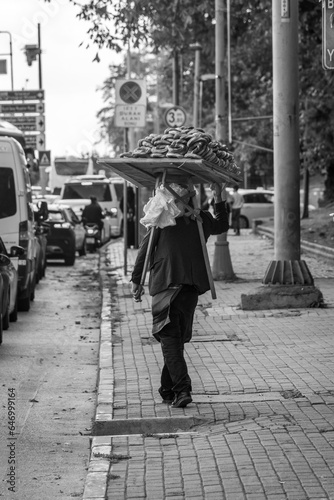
[230, 185, 244, 235]
[131, 182, 229, 408]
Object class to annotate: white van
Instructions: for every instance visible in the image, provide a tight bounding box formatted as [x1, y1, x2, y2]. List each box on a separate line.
[58, 175, 124, 239]
[0, 137, 37, 311]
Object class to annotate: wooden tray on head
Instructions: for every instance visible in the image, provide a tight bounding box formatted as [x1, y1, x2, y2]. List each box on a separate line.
[98, 158, 242, 189]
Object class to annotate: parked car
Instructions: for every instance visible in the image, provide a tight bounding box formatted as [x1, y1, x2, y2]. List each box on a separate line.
[0, 137, 38, 311]
[0, 238, 25, 336]
[227, 188, 316, 229]
[45, 205, 86, 265]
[236, 189, 275, 229]
[0, 273, 4, 344]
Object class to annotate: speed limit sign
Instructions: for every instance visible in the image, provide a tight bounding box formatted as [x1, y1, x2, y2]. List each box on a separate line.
[164, 106, 187, 127]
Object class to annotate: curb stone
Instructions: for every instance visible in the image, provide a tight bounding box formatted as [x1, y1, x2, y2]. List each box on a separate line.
[82, 250, 114, 500]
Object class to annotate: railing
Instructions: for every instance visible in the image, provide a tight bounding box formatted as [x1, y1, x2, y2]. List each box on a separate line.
[253, 221, 334, 263]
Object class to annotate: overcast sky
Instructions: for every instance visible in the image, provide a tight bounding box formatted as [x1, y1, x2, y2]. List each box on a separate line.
[0, 0, 122, 157]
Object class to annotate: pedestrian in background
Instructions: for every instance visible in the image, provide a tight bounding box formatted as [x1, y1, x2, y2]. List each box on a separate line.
[230, 185, 244, 235]
[131, 182, 229, 408]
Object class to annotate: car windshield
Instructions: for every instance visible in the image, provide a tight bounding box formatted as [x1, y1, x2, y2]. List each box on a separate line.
[0, 167, 17, 219]
[62, 183, 112, 201]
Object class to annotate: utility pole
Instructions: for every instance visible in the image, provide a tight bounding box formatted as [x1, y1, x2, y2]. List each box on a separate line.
[272, 0, 300, 262]
[212, 0, 235, 281]
[241, 0, 322, 310]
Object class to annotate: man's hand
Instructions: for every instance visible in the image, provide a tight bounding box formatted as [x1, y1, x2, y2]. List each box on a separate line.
[131, 283, 144, 302]
[210, 182, 227, 202]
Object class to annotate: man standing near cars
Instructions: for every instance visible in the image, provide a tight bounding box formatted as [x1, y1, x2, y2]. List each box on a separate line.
[81, 196, 104, 232]
[131, 182, 229, 408]
[230, 185, 244, 235]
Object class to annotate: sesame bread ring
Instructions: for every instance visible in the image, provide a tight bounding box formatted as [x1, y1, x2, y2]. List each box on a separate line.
[166, 152, 185, 158]
[185, 152, 202, 159]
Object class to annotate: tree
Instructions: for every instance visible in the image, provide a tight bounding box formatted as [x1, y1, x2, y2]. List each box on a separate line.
[48, 0, 334, 201]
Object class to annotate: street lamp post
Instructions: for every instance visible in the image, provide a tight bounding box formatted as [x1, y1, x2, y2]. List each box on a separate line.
[190, 42, 202, 127]
[0, 31, 14, 90]
[199, 74, 215, 128]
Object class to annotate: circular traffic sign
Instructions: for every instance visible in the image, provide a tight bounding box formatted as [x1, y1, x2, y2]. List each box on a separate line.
[119, 81, 142, 104]
[164, 106, 187, 127]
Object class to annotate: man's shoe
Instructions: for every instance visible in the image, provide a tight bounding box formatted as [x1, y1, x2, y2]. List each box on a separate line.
[159, 388, 174, 404]
[171, 391, 192, 408]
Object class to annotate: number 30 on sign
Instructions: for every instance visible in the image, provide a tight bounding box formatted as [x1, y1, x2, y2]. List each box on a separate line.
[164, 106, 187, 127]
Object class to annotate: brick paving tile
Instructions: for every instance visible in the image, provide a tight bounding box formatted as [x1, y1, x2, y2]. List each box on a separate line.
[88, 231, 334, 500]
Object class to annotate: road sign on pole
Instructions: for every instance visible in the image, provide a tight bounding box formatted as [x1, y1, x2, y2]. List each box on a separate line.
[164, 106, 187, 127]
[0, 89, 44, 101]
[323, 0, 334, 70]
[24, 135, 38, 149]
[38, 150, 51, 166]
[3, 115, 45, 132]
[115, 79, 146, 128]
[35, 133, 46, 151]
[0, 102, 44, 114]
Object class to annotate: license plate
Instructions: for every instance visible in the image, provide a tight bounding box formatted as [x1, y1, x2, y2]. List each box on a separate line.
[86, 237, 95, 244]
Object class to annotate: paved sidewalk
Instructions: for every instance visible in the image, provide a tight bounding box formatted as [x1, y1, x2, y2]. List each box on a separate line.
[83, 230, 334, 500]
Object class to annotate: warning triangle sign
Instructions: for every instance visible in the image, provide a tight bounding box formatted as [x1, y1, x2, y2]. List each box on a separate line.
[39, 150, 51, 166]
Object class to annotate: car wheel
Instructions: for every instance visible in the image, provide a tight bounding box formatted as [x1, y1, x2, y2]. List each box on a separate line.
[9, 296, 18, 322]
[18, 294, 30, 312]
[65, 253, 76, 266]
[42, 260, 46, 278]
[30, 275, 36, 302]
[3, 302, 9, 331]
[239, 215, 249, 229]
[35, 264, 40, 284]
[0, 312, 3, 345]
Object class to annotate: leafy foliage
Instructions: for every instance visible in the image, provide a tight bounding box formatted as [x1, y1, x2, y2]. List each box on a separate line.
[47, 0, 334, 201]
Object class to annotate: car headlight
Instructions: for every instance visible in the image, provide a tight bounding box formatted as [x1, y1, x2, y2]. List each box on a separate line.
[54, 222, 71, 229]
[108, 208, 118, 218]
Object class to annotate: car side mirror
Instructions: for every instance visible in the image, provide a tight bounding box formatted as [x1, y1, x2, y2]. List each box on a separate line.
[9, 245, 25, 258]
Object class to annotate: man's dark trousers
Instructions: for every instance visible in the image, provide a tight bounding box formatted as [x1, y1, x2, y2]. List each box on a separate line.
[232, 208, 241, 234]
[158, 286, 198, 395]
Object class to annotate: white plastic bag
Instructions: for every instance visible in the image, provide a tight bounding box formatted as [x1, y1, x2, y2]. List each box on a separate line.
[140, 185, 183, 229]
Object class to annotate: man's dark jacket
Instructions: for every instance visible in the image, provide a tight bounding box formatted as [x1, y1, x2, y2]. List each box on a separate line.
[82, 202, 103, 224]
[131, 201, 229, 296]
